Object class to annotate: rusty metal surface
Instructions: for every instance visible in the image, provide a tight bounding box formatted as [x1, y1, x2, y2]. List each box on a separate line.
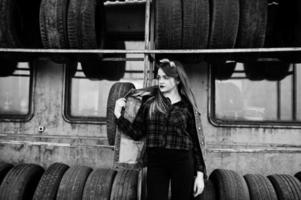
[187, 62, 301, 175]
[0, 60, 300, 175]
[0, 60, 112, 168]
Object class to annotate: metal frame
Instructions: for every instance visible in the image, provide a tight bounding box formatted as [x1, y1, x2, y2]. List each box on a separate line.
[208, 65, 301, 129]
[0, 62, 35, 122]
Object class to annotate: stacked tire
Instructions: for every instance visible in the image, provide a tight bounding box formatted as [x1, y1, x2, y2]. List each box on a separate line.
[0, 161, 142, 200]
[155, 0, 295, 81]
[0, 161, 300, 200]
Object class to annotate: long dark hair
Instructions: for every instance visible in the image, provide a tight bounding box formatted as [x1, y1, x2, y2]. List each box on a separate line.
[148, 60, 199, 118]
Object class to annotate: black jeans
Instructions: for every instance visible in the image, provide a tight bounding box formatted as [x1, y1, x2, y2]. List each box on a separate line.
[146, 148, 195, 200]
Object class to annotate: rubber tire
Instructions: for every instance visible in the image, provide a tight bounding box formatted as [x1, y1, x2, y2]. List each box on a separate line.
[268, 174, 301, 200]
[67, 0, 105, 49]
[181, 0, 209, 62]
[264, 61, 290, 81]
[209, 169, 250, 200]
[265, 0, 297, 48]
[101, 40, 126, 81]
[0, 0, 41, 48]
[106, 82, 136, 145]
[244, 60, 290, 81]
[212, 61, 236, 80]
[0, 163, 44, 200]
[82, 168, 116, 200]
[236, 0, 267, 48]
[244, 174, 277, 200]
[33, 163, 69, 200]
[244, 62, 266, 81]
[39, 0, 69, 48]
[81, 41, 126, 81]
[110, 170, 139, 200]
[0, 162, 13, 185]
[195, 179, 217, 200]
[0, 58, 17, 77]
[56, 166, 92, 200]
[295, 172, 301, 182]
[80, 56, 105, 80]
[39, 0, 72, 63]
[264, 1, 279, 47]
[208, 0, 239, 49]
[155, 0, 182, 51]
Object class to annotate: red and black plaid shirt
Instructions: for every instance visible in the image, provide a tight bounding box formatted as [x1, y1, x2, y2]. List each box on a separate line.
[116, 96, 205, 173]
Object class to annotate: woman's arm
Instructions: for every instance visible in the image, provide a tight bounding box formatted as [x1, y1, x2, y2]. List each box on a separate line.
[114, 98, 146, 140]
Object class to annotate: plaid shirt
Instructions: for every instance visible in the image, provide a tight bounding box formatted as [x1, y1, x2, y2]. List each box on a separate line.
[116, 96, 205, 173]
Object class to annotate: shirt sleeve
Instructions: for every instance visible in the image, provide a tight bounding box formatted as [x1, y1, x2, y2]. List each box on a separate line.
[187, 110, 207, 176]
[115, 102, 147, 141]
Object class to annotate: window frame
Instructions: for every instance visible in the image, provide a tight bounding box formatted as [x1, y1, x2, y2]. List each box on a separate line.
[208, 64, 301, 129]
[62, 64, 106, 124]
[0, 62, 35, 122]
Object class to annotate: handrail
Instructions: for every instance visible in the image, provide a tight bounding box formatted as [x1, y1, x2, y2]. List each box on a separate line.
[1, 47, 301, 54]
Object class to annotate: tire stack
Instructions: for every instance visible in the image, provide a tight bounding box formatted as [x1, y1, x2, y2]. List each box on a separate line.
[0, 161, 140, 200]
[155, 0, 297, 81]
[0, 161, 300, 199]
[0, 0, 125, 80]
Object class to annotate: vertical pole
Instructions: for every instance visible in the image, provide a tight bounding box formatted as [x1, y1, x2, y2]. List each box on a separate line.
[292, 64, 297, 120]
[143, 0, 151, 87]
[277, 81, 281, 120]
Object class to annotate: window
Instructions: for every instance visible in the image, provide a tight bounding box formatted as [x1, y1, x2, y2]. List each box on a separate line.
[64, 41, 145, 123]
[212, 62, 301, 125]
[0, 62, 33, 120]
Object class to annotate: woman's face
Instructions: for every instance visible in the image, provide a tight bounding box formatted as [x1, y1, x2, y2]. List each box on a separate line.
[157, 68, 179, 94]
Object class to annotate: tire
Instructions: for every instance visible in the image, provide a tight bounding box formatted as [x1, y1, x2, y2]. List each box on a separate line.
[110, 170, 139, 200]
[33, 163, 69, 200]
[265, 0, 297, 47]
[212, 61, 236, 80]
[0, 0, 41, 48]
[81, 41, 126, 81]
[195, 179, 216, 200]
[294, 0, 301, 46]
[264, 1, 279, 47]
[208, 0, 239, 49]
[209, 169, 250, 200]
[67, 0, 105, 49]
[155, 0, 182, 51]
[101, 40, 126, 81]
[244, 174, 277, 200]
[264, 61, 290, 81]
[295, 172, 301, 182]
[80, 56, 105, 80]
[39, 0, 69, 48]
[0, 163, 44, 200]
[0, 162, 13, 185]
[39, 0, 72, 62]
[0, 58, 17, 77]
[181, 0, 209, 62]
[82, 168, 116, 200]
[244, 62, 266, 81]
[56, 166, 92, 200]
[244, 60, 290, 81]
[268, 174, 301, 200]
[106, 82, 136, 145]
[236, 0, 267, 48]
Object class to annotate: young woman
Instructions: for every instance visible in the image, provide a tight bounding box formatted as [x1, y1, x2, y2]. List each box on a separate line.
[114, 59, 206, 200]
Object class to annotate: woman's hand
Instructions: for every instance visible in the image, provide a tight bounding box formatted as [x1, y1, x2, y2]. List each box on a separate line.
[193, 171, 205, 197]
[114, 98, 126, 119]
